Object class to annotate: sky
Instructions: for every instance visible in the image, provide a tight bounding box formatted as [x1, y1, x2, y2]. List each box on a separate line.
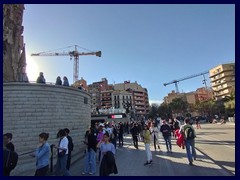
[23, 4, 235, 105]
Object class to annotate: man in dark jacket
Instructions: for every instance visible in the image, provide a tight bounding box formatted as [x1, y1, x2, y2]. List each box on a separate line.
[3, 133, 18, 176]
[64, 128, 74, 170]
[82, 127, 98, 175]
[130, 123, 139, 149]
[160, 120, 172, 153]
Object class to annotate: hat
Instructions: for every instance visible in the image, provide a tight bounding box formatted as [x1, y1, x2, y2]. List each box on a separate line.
[99, 123, 105, 127]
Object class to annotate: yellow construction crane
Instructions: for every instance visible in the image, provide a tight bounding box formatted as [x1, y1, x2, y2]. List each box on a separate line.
[31, 45, 101, 83]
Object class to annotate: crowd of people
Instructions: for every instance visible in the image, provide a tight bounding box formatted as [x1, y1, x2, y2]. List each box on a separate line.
[3, 117, 198, 176]
[3, 128, 74, 176]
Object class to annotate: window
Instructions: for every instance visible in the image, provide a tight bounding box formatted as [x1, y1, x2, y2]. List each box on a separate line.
[84, 97, 88, 104]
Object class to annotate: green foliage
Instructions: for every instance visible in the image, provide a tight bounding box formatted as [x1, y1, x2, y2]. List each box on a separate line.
[168, 97, 188, 114]
[157, 103, 171, 119]
[148, 103, 159, 119]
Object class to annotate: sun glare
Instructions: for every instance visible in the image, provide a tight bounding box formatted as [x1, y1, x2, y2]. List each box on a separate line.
[26, 56, 39, 82]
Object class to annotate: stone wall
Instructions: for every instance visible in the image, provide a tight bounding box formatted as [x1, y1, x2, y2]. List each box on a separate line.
[3, 83, 91, 175]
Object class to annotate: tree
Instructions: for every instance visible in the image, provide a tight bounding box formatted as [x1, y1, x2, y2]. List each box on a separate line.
[224, 90, 235, 116]
[148, 103, 159, 119]
[157, 103, 171, 120]
[168, 97, 188, 116]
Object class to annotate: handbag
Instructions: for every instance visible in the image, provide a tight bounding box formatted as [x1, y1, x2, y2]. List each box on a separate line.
[58, 150, 66, 157]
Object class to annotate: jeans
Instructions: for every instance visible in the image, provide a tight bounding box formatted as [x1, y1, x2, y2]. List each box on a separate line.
[118, 134, 123, 146]
[144, 143, 152, 162]
[66, 151, 71, 170]
[84, 148, 96, 174]
[133, 135, 138, 148]
[153, 134, 160, 150]
[185, 139, 196, 163]
[55, 154, 70, 176]
[163, 136, 172, 151]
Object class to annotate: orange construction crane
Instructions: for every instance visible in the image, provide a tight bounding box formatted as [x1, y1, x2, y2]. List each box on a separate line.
[31, 45, 101, 83]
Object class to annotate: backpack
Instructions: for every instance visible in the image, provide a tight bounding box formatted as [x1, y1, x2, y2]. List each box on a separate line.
[184, 127, 195, 140]
[67, 136, 74, 152]
[3, 149, 18, 170]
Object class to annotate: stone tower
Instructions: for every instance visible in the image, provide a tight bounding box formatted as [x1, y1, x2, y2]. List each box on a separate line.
[3, 4, 28, 82]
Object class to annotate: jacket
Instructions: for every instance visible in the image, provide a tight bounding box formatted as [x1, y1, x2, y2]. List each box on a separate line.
[100, 151, 118, 176]
[175, 129, 185, 149]
[35, 142, 50, 169]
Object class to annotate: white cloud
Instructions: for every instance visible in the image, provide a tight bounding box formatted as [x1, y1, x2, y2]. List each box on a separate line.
[149, 100, 163, 106]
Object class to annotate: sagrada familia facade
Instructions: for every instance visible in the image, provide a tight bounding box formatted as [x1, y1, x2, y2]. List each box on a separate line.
[3, 4, 28, 83]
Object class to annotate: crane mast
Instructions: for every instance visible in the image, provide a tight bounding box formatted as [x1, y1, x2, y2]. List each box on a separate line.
[163, 71, 209, 93]
[31, 45, 101, 83]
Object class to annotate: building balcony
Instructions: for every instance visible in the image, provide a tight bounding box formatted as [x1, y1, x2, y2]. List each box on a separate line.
[135, 101, 145, 105]
[134, 97, 144, 101]
[134, 92, 144, 96]
[135, 106, 145, 110]
[213, 85, 232, 92]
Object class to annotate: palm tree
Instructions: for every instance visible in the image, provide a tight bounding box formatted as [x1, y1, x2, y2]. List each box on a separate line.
[224, 89, 235, 116]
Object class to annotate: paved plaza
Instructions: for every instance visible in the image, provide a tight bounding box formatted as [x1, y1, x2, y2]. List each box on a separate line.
[68, 132, 233, 176]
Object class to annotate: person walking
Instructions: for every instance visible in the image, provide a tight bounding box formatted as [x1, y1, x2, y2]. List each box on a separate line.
[3, 133, 15, 152]
[142, 124, 152, 165]
[160, 120, 172, 153]
[82, 127, 98, 175]
[180, 118, 197, 165]
[54, 129, 70, 176]
[96, 124, 105, 163]
[195, 117, 201, 129]
[130, 123, 139, 149]
[97, 132, 117, 176]
[117, 122, 124, 147]
[32, 132, 50, 176]
[64, 128, 74, 171]
[150, 123, 161, 150]
[3, 133, 18, 176]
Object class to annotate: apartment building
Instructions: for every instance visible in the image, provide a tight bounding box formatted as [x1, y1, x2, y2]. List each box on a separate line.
[196, 87, 214, 102]
[114, 81, 150, 117]
[88, 78, 108, 114]
[164, 90, 198, 105]
[101, 90, 113, 109]
[164, 90, 186, 104]
[73, 77, 88, 90]
[112, 90, 133, 110]
[209, 63, 235, 100]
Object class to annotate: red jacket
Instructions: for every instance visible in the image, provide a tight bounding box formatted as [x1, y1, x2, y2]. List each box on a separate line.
[175, 129, 185, 149]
